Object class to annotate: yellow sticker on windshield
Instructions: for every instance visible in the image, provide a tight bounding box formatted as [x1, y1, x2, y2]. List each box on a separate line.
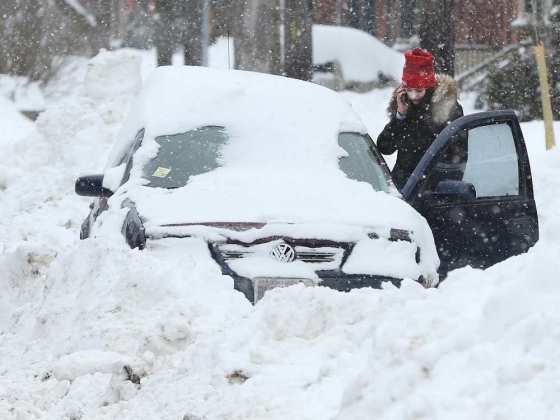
[152, 167, 171, 178]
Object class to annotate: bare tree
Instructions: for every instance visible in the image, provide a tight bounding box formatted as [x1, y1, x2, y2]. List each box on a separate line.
[52, 0, 112, 53]
[0, 0, 81, 82]
[153, 0, 202, 67]
[231, 0, 281, 74]
[0, 0, 44, 80]
[154, 0, 179, 66]
[184, 0, 202, 66]
[190, 0, 309, 78]
[88, 0, 112, 49]
[418, 0, 455, 76]
[284, 0, 313, 81]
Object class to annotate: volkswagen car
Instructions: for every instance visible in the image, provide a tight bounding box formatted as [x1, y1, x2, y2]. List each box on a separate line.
[76, 66, 538, 303]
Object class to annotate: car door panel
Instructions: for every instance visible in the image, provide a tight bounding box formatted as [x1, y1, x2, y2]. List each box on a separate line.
[421, 198, 537, 273]
[403, 110, 538, 274]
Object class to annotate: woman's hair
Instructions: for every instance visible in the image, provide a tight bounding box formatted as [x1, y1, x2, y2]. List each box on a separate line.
[409, 87, 436, 113]
[423, 87, 436, 104]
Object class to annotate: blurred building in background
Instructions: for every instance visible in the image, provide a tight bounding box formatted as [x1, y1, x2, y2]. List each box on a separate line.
[3, 0, 559, 104]
[313, 0, 559, 75]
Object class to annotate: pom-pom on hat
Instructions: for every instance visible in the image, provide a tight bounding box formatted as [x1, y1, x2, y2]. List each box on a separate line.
[402, 48, 436, 88]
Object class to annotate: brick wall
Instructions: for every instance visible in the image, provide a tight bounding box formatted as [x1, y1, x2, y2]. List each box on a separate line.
[314, 0, 520, 49]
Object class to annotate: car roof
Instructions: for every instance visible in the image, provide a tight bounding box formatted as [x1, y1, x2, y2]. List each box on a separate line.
[107, 66, 367, 169]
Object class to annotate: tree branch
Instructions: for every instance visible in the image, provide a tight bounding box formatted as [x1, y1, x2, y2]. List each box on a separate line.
[53, 0, 96, 29]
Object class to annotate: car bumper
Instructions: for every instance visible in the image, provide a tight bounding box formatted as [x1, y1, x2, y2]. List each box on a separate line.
[232, 272, 403, 304]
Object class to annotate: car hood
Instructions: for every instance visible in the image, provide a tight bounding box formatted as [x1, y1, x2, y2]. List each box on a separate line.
[109, 169, 440, 281]
[118, 169, 429, 237]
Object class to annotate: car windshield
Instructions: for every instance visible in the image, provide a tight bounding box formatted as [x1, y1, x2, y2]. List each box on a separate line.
[338, 132, 391, 192]
[142, 126, 228, 188]
[141, 128, 390, 191]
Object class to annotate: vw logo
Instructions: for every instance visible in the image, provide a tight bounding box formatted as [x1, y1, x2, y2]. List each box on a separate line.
[270, 243, 296, 263]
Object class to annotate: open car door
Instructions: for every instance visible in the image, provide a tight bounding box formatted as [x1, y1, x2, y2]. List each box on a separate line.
[402, 110, 539, 275]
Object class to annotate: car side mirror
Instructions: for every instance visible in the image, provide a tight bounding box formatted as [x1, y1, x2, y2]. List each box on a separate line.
[432, 180, 476, 202]
[75, 175, 114, 197]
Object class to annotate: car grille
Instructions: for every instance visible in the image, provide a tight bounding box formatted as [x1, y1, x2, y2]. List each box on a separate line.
[294, 250, 337, 263]
[220, 250, 246, 260]
[220, 248, 339, 263]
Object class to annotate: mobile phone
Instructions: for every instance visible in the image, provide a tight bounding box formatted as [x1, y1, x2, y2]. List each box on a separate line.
[403, 93, 411, 105]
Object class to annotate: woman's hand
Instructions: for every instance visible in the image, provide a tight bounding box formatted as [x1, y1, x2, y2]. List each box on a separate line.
[396, 86, 409, 116]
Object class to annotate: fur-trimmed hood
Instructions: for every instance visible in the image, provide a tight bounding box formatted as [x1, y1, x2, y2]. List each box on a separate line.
[386, 74, 460, 125]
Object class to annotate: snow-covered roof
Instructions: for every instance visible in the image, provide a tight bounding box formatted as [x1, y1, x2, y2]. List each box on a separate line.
[108, 65, 367, 168]
[313, 25, 405, 83]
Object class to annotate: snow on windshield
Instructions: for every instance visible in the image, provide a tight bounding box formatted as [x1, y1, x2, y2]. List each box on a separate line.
[142, 126, 228, 188]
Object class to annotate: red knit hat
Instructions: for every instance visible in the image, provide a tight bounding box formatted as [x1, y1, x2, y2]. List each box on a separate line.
[402, 48, 436, 88]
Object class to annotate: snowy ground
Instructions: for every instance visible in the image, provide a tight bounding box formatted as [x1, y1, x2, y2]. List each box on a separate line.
[2, 50, 560, 420]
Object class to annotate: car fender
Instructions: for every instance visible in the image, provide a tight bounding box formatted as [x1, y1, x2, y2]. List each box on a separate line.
[122, 200, 146, 250]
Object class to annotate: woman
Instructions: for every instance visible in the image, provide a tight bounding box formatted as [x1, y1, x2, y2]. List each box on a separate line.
[377, 48, 464, 191]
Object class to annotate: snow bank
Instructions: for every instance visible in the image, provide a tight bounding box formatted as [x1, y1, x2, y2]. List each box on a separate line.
[1, 237, 252, 418]
[2, 50, 560, 420]
[0, 75, 46, 112]
[52, 350, 146, 382]
[0, 96, 34, 149]
[0, 50, 141, 249]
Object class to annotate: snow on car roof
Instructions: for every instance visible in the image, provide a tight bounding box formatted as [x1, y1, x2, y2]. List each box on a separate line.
[313, 25, 405, 83]
[107, 65, 367, 169]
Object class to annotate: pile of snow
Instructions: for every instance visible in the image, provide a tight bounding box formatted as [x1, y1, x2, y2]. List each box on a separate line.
[0, 38, 234, 113]
[0, 96, 34, 149]
[313, 25, 405, 84]
[2, 50, 560, 419]
[0, 50, 141, 250]
[0, 75, 45, 112]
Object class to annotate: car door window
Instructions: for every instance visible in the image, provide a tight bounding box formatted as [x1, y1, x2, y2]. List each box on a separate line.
[338, 133, 392, 192]
[423, 122, 519, 200]
[461, 123, 519, 198]
[121, 129, 145, 186]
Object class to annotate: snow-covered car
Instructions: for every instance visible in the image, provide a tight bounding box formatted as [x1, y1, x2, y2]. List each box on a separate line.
[76, 66, 539, 303]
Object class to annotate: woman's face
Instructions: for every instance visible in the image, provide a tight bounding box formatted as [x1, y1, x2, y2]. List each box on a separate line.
[406, 88, 426, 105]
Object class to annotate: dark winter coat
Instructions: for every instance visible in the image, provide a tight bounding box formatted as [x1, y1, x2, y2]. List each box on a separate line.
[376, 74, 464, 190]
